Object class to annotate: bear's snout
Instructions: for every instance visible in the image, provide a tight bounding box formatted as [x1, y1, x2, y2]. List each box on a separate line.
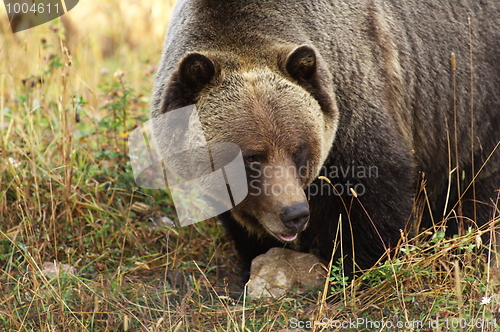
[279, 202, 310, 232]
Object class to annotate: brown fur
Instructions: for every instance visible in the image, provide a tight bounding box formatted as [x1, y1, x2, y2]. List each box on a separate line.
[152, 0, 500, 274]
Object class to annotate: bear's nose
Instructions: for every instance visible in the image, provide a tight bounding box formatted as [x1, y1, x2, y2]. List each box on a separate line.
[279, 202, 310, 231]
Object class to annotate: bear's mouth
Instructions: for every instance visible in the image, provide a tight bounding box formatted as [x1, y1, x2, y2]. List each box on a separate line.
[277, 233, 298, 242]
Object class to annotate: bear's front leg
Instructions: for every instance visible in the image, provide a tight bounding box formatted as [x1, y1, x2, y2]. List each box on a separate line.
[218, 211, 287, 272]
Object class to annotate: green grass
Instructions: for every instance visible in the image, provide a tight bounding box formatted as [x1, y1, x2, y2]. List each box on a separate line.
[1, 4, 499, 331]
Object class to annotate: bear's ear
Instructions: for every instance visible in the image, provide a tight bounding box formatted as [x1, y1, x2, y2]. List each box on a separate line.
[285, 45, 317, 81]
[281, 45, 334, 114]
[178, 52, 217, 89]
[160, 53, 218, 114]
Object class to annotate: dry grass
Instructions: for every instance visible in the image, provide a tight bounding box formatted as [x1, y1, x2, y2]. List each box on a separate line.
[1, 1, 499, 331]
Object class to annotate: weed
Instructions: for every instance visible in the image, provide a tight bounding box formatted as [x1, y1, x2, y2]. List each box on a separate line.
[330, 260, 350, 294]
[0, 2, 499, 331]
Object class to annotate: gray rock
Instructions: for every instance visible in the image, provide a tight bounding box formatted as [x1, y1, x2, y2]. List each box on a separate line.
[247, 248, 325, 299]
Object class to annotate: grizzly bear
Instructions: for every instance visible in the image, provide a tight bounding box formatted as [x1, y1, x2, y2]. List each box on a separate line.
[151, 0, 500, 276]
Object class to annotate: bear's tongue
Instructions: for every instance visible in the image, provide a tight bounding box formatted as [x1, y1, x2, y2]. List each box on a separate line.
[278, 233, 298, 242]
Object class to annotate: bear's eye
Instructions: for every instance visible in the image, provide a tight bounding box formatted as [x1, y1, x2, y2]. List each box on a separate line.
[293, 144, 308, 166]
[244, 155, 261, 164]
[242, 150, 261, 164]
[293, 148, 302, 159]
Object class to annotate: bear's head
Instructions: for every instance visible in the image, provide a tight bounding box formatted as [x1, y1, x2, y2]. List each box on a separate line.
[156, 45, 339, 241]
